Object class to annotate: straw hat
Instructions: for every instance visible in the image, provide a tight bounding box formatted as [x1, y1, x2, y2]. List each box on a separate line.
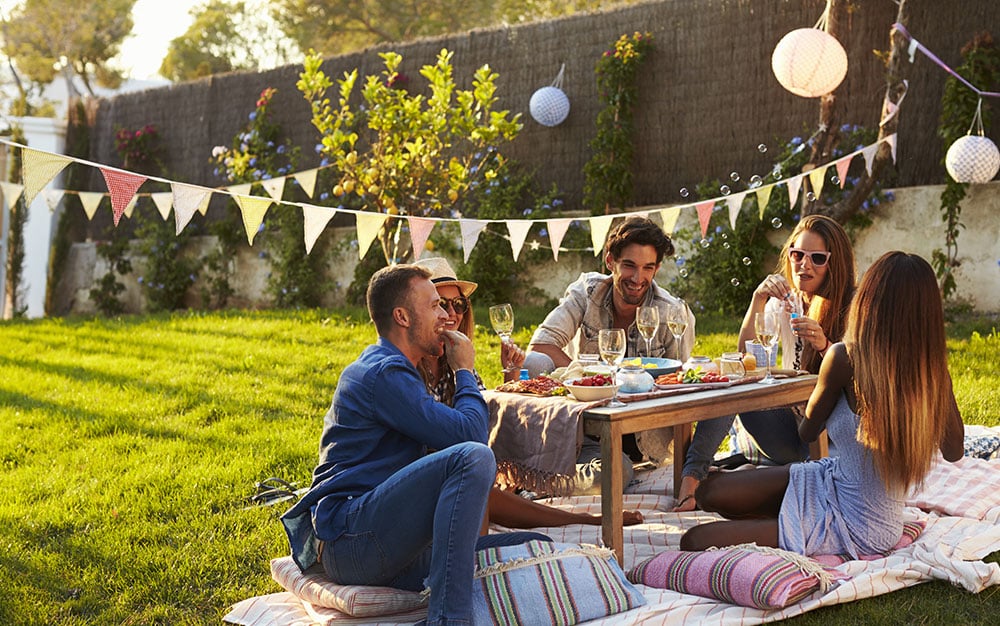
[413, 257, 478, 296]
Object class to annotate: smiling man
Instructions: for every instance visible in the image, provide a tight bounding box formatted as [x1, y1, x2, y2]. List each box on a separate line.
[524, 216, 695, 494]
[281, 263, 495, 625]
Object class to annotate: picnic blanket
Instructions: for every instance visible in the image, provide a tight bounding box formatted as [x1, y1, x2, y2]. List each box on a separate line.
[224, 431, 1000, 626]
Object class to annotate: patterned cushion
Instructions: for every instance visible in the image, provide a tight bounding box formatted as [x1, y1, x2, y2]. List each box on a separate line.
[627, 545, 842, 610]
[812, 520, 926, 567]
[964, 434, 1000, 460]
[269, 557, 425, 617]
[473, 540, 646, 625]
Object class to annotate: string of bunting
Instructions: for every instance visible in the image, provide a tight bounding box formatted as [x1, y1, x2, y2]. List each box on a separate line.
[0, 133, 896, 263]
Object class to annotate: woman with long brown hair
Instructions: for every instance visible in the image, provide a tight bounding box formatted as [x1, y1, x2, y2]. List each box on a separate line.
[679, 252, 964, 555]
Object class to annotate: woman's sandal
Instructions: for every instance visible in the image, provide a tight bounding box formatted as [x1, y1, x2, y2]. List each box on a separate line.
[670, 494, 697, 513]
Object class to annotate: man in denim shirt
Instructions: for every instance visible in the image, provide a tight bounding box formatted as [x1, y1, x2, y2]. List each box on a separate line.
[281, 264, 495, 625]
[524, 217, 695, 493]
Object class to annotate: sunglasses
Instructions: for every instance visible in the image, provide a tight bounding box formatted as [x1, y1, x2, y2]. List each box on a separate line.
[438, 296, 470, 314]
[788, 248, 832, 267]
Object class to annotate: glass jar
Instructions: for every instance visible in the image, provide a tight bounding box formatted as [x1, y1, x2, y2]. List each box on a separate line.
[682, 355, 719, 374]
[719, 352, 746, 380]
[617, 364, 655, 393]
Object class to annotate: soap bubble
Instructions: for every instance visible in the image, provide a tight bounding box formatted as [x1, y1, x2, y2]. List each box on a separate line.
[723, 242, 731, 249]
[806, 191, 816, 202]
[700, 238, 710, 248]
[679, 267, 689, 278]
[679, 187, 690, 198]
[771, 217, 783, 229]
[772, 168, 783, 180]
[720, 232, 728, 239]
[742, 256, 752, 266]
[720, 185, 731, 195]
[758, 143, 768, 153]
[730, 172, 740, 182]
[731, 278, 741, 286]
[749, 174, 763, 188]
[831, 175, 840, 186]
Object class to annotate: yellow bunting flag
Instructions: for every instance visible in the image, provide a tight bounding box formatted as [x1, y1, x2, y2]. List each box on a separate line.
[302, 204, 335, 254]
[235, 195, 273, 246]
[261, 177, 286, 201]
[809, 166, 827, 202]
[21, 148, 72, 206]
[122, 195, 138, 219]
[293, 169, 318, 199]
[78, 192, 104, 220]
[659, 206, 681, 234]
[505, 220, 533, 262]
[460, 219, 488, 263]
[355, 212, 388, 260]
[755, 185, 774, 219]
[589, 215, 615, 257]
[151, 192, 173, 220]
[0, 182, 24, 210]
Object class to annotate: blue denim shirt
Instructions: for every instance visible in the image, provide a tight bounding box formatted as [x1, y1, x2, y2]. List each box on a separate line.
[281, 337, 489, 570]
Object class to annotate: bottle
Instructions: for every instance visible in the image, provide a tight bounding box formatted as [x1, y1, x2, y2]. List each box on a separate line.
[519, 368, 530, 381]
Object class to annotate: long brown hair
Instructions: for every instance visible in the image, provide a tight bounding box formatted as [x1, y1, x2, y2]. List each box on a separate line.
[846, 252, 951, 492]
[778, 214, 855, 372]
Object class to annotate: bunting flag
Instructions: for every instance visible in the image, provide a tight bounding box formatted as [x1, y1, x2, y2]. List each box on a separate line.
[227, 182, 254, 198]
[43, 189, 64, 211]
[122, 195, 138, 219]
[151, 192, 173, 220]
[460, 219, 488, 263]
[546, 218, 573, 261]
[809, 166, 827, 201]
[294, 169, 319, 198]
[786, 176, 803, 209]
[862, 143, 879, 176]
[659, 206, 681, 234]
[0, 181, 24, 209]
[885, 133, 898, 163]
[172, 183, 210, 235]
[505, 219, 532, 262]
[355, 212, 387, 260]
[408, 217, 436, 260]
[695, 200, 714, 238]
[589, 215, 615, 257]
[835, 156, 852, 189]
[196, 191, 212, 215]
[78, 192, 104, 220]
[302, 205, 335, 254]
[261, 177, 286, 201]
[725, 192, 746, 230]
[21, 148, 72, 206]
[235, 195, 273, 245]
[99, 167, 147, 226]
[755, 185, 774, 219]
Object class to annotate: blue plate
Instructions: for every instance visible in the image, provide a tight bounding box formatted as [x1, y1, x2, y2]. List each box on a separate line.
[639, 357, 682, 377]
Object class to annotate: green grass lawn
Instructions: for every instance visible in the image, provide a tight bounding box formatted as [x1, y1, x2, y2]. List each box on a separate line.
[0, 308, 997, 624]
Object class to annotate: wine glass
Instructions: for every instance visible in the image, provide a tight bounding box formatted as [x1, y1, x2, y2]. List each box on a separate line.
[754, 311, 780, 385]
[665, 301, 688, 361]
[636, 306, 659, 358]
[598, 328, 627, 408]
[489, 303, 514, 344]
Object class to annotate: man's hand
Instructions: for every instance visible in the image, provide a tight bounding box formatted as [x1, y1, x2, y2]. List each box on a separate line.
[442, 330, 476, 372]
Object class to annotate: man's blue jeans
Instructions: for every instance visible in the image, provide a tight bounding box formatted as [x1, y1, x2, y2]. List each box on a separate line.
[320, 442, 495, 625]
[681, 408, 808, 480]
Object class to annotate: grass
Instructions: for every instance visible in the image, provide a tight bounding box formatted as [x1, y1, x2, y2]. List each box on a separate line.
[0, 308, 997, 624]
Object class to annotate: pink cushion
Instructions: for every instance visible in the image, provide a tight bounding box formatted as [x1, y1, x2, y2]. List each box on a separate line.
[812, 520, 926, 567]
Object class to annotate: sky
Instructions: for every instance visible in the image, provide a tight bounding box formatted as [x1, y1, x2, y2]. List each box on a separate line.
[116, 0, 201, 81]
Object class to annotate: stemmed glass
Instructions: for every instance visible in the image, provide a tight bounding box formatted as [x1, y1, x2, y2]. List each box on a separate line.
[754, 311, 779, 385]
[489, 303, 514, 344]
[636, 306, 659, 358]
[598, 328, 627, 408]
[665, 301, 688, 361]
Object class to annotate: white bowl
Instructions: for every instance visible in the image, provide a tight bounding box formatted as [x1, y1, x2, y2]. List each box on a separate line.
[563, 378, 619, 402]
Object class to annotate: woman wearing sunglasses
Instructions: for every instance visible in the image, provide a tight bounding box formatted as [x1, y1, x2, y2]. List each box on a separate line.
[673, 214, 856, 511]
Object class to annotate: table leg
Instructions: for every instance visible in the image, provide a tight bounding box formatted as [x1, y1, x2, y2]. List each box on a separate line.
[673, 422, 693, 499]
[599, 421, 625, 565]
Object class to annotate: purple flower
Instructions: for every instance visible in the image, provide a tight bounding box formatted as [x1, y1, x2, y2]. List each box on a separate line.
[248, 112, 257, 121]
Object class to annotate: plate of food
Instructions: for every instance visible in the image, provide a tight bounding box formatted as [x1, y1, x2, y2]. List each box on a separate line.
[620, 357, 682, 377]
[563, 374, 619, 402]
[495, 375, 568, 397]
[654, 369, 732, 390]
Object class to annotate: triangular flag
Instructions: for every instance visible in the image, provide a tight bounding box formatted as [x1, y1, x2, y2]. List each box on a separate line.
[786, 175, 803, 209]
[589, 215, 615, 256]
[235, 195, 273, 246]
[659, 206, 681, 234]
[505, 220, 533, 262]
[725, 192, 747, 230]
[20, 148, 71, 206]
[227, 182, 253, 198]
[172, 183, 210, 235]
[151, 192, 173, 220]
[695, 200, 714, 238]
[460, 219, 488, 263]
[196, 191, 212, 215]
[862, 143, 879, 176]
[302, 204, 336, 254]
[78, 192, 104, 220]
[755, 185, 774, 219]
[99, 167, 147, 226]
[0, 182, 24, 209]
[356, 212, 388, 260]
[885, 133, 898, 163]
[261, 177, 286, 201]
[835, 157, 852, 189]
[546, 218, 573, 262]
[122, 194, 138, 219]
[43, 188, 63, 211]
[407, 216, 436, 260]
[809, 166, 827, 201]
[293, 169, 319, 198]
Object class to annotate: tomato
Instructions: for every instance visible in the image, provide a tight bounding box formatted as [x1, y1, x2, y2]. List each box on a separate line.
[576, 374, 613, 387]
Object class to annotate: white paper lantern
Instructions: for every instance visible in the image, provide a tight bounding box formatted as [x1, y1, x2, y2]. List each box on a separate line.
[530, 86, 570, 127]
[771, 28, 848, 98]
[945, 135, 1000, 183]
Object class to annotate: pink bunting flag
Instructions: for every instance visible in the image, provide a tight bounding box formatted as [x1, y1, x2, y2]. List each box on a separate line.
[302, 205, 336, 254]
[460, 219, 488, 262]
[21, 148, 72, 206]
[546, 218, 573, 261]
[100, 168, 147, 226]
[505, 220, 532, 262]
[408, 216, 436, 259]
[786, 176, 803, 209]
[835, 156, 852, 189]
[589, 215, 615, 257]
[695, 201, 714, 238]
[885, 133, 898, 163]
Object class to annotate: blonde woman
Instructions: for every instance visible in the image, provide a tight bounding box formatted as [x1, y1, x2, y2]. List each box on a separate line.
[680, 252, 964, 556]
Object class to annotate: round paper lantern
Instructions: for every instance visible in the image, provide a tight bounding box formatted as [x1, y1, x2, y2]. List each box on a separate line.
[771, 28, 848, 98]
[945, 135, 1000, 183]
[530, 85, 570, 127]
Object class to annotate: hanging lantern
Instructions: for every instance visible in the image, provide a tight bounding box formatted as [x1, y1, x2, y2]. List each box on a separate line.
[771, 27, 848, 98]
[945, 99, 1000, 183]
[530, 64, 570, 127]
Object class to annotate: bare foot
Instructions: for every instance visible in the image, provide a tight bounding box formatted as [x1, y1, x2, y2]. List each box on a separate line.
[670, 475, 700, 512]
[623, 510, 644, 526]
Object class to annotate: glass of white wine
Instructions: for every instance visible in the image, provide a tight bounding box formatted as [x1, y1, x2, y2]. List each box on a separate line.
[754, 311, 779, 385]
[489, 303, 514, 344]
[598, 328, 627, 407]
[665, 301, 688, 361]
[636, 306, 659, 358]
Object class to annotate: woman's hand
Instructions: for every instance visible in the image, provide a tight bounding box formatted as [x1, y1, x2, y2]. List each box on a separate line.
[501, 341, 526, 376]
[754, 274, 792, 302]
[790, 316, 828, 353]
